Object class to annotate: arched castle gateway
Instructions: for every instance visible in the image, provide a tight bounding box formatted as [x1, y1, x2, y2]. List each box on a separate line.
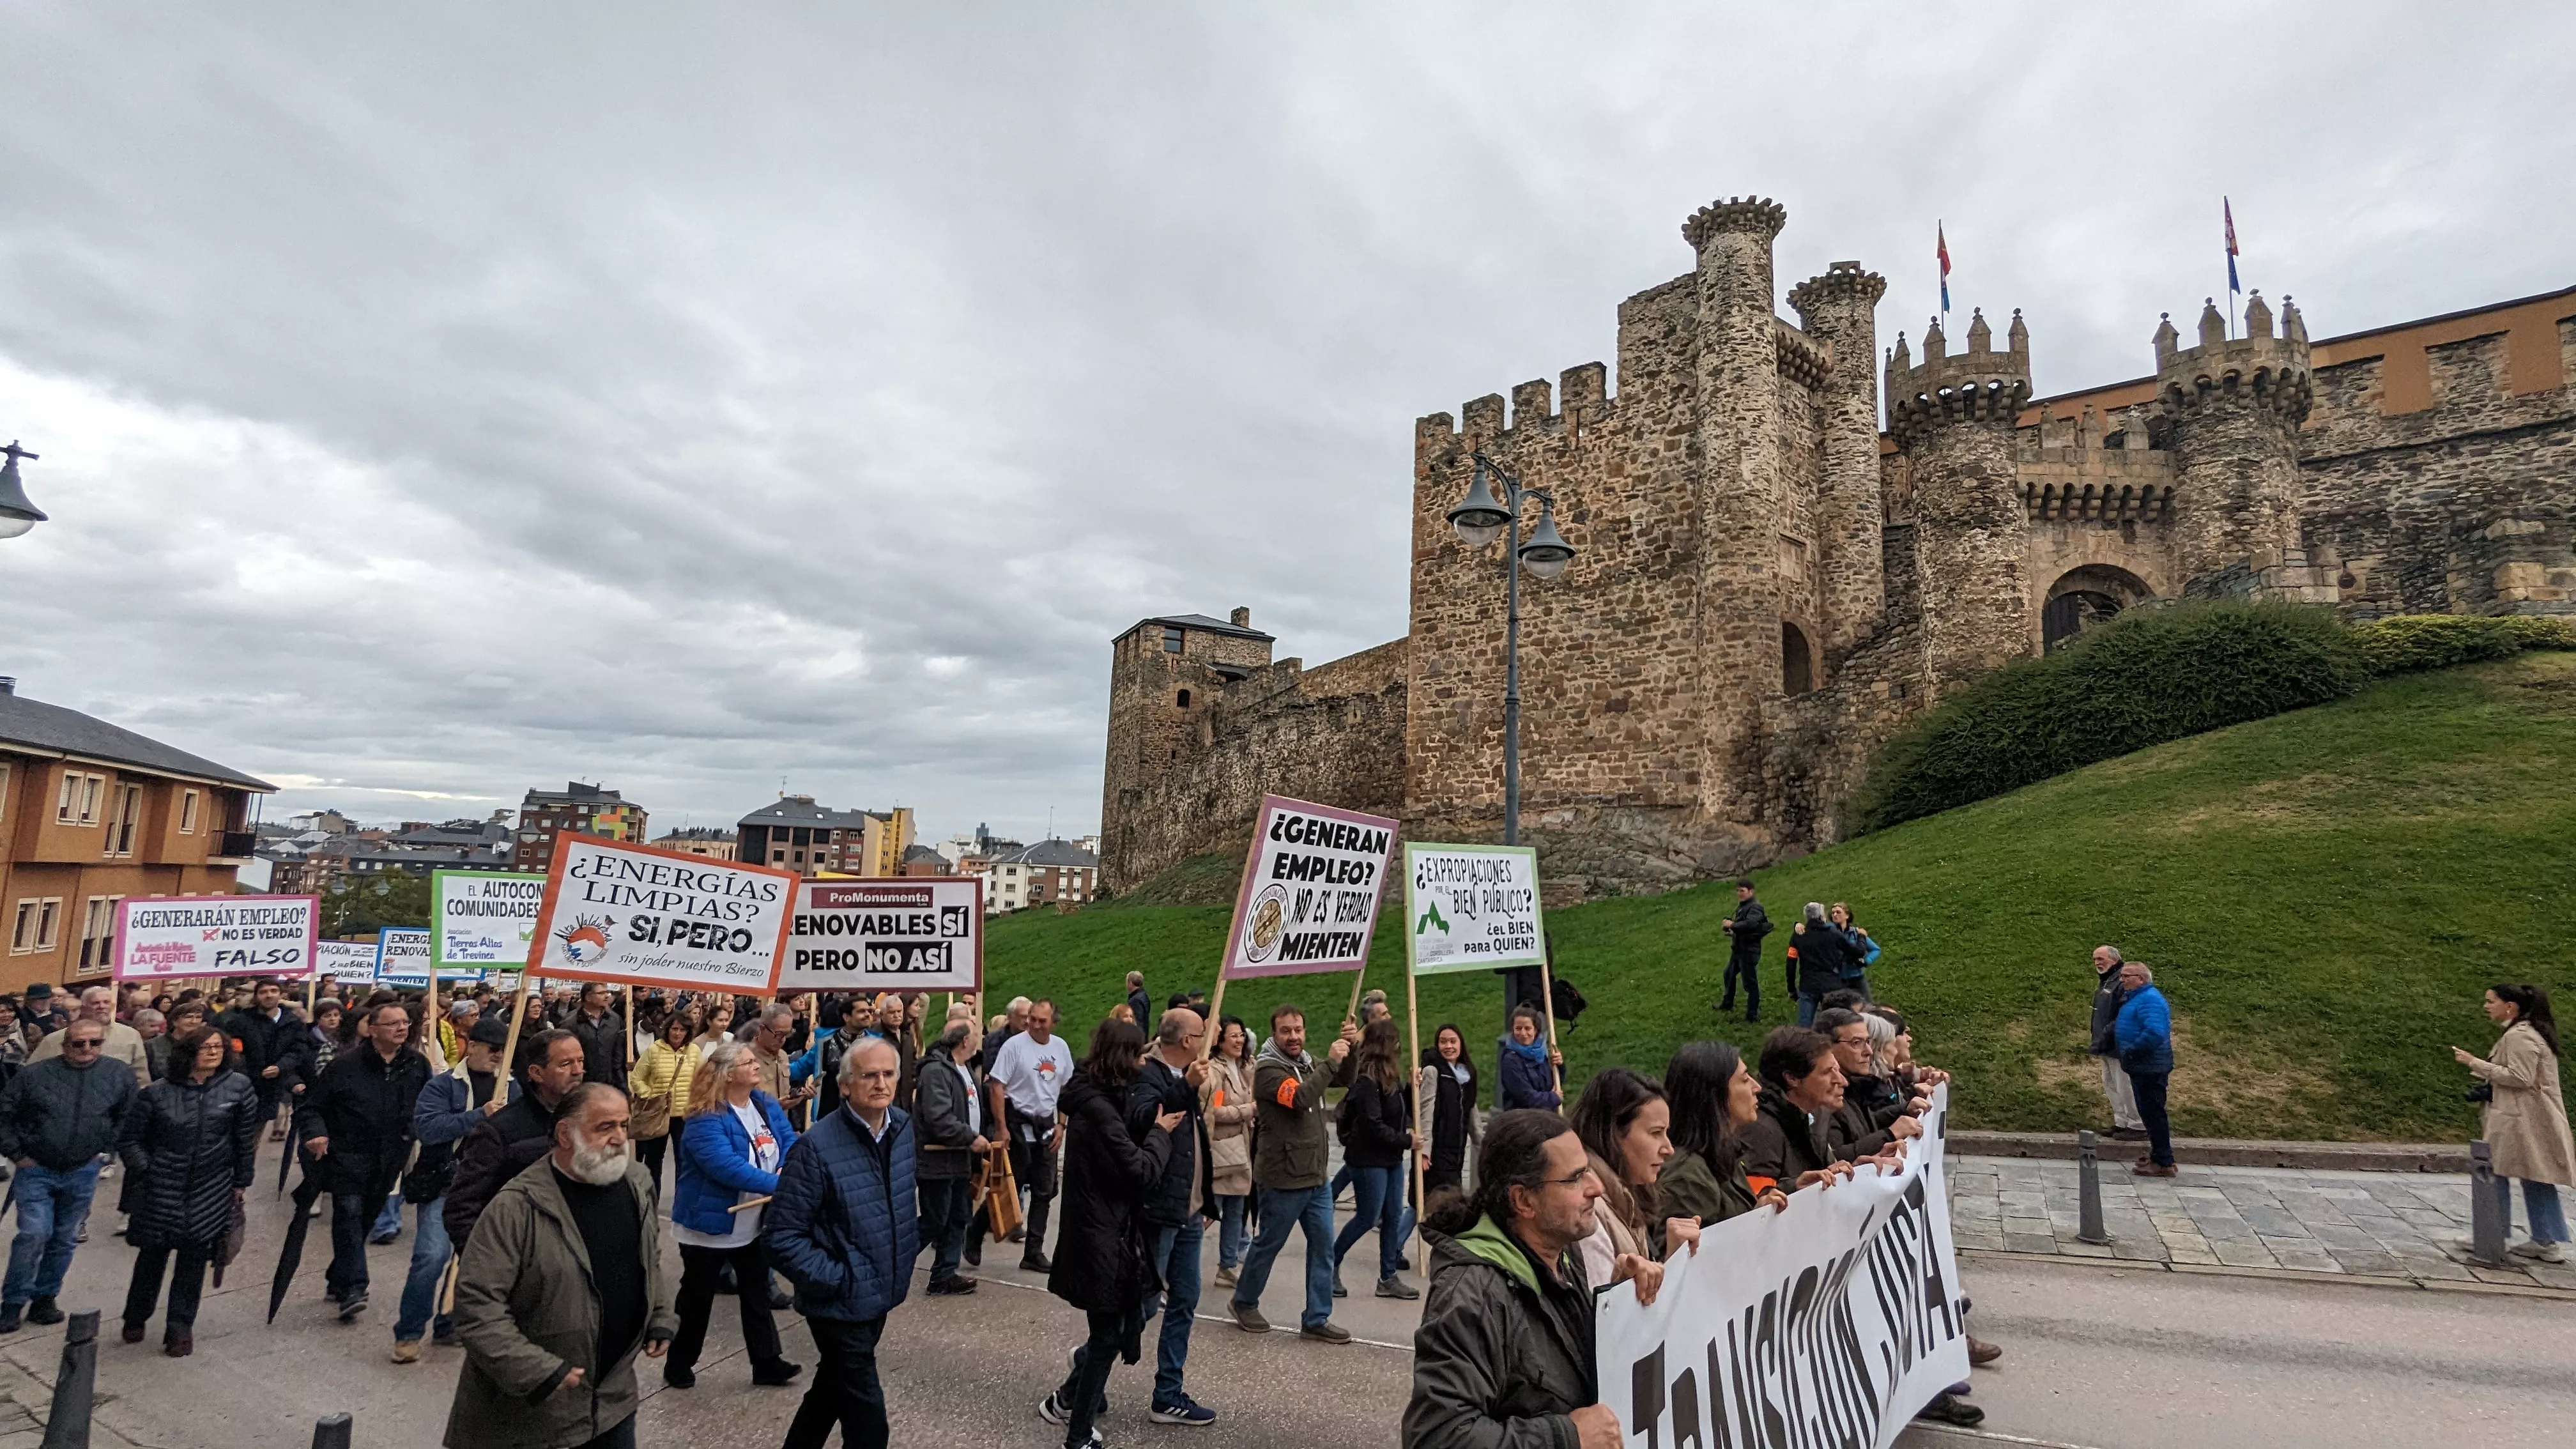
[1102, 195, 2576, 900]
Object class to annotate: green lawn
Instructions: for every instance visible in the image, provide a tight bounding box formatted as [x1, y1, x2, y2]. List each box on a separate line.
[989, 652, 2576, 1141]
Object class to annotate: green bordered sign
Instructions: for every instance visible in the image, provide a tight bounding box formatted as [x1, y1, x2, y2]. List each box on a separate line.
[1403, 843, 1544, 976]
[431, 870, 547, 976]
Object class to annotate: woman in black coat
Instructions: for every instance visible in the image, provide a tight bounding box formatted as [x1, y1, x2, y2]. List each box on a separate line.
[1417, 1023, 1480, 1195]
[117, 1024, 260, 1356]
[1038, 1018, 1181, 1449]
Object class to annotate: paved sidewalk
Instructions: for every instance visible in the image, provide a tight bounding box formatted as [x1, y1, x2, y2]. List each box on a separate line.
[1948, 1153, 2576, 1292]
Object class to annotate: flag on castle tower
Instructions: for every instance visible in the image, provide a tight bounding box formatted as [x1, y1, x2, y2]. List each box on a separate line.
[1936, 223, 1951, 315]
[2224, 197, 2241, 298]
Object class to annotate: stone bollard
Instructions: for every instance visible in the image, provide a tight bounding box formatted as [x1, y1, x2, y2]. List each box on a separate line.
[2076, 1130, 2110, 1245]
[38, 1309, 99, 1449]
[311, 1413, 354, 1449]
[2467, 1140, 2511, 1267]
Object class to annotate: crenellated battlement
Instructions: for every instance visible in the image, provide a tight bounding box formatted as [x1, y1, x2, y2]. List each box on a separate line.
[1413, 363, 1613, 447]
[1681, 195, 1787, 247]
[1786, 260, 1887, 316]
[1884, 307, 2032, 448]
[2154, 293, 2313, 423]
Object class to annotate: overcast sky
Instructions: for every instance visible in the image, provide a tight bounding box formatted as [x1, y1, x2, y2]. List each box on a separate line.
[3, 4, 2568, 845]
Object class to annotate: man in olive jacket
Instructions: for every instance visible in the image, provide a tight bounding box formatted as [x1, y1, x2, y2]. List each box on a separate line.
[1227, 1002, 1354, 1341]
[445, 1084, 674, 1449]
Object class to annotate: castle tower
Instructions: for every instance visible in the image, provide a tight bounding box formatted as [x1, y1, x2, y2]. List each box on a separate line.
[1097, 608, 1274, 891]
[2156, 294, 2333, 601]
[1789, 260, 1890, 667]
[1682, 196, 1789, 824]
[1886, 305, 2035, 692]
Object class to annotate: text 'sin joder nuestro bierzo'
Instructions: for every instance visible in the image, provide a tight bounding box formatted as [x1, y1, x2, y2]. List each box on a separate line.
[526, 836, 797, 992]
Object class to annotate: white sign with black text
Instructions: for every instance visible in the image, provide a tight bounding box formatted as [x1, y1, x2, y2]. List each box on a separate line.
[1220, 795, 1398, 980]
[526, 836, 798, 992]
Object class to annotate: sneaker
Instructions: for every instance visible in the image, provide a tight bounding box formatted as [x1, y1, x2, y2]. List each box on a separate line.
[768, 1285, 794, 1310]
[1229, 1300, 1271, 1334]
[390, 1338, 422, 1365]
[1915, 1393, 1984, 1427]
[337, 1291, 369, 1322]
[1149, 1395, 1218, 1426]
[1213, 1265, 1239, 1291]
[1299, 1321, 1353, 1345]
[1375, 1275, 1420, 1300]
[1332, 1273, 1348, 1298]
[369, 1230, 400, 1246]
[1967, 1335, 2002, 1366]
[751, 1358, 803, 1386]
[26, 1298, 63, 1327]
[926, 1275, 977, 1296]
[664, 1364, 696, 1390]
[2510, 1240, 2568, 1264]
[1037, 1390, 1071, 1426]
[1006, 1225, 1027, 1243]
[0, 1304, 21, 1335]
[1073, 1432, 1104, 1449]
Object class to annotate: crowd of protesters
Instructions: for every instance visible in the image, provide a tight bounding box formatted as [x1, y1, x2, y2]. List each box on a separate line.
[0, 931, 2559, 1449]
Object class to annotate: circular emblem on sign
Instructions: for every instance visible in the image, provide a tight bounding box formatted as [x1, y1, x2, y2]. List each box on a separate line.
[556, 914, 614, 967]
[1245, 885, 1288, 962]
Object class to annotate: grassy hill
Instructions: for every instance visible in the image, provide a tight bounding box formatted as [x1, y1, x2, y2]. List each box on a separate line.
[988, 652, 2576, 1141]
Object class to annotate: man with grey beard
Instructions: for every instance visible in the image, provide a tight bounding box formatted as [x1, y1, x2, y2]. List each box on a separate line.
[445, 1083, 675, 1449]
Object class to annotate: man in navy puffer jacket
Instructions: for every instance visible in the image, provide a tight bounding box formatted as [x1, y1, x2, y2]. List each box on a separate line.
[766, 1036, 917, 1449]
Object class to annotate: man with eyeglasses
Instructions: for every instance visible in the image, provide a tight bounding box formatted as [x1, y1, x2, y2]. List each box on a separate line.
[296, 997, 433, 1321]
[768, 1035, 919, 1449]
[0, 1018, 139, 1333]
[1119, 1008, 1219, 1425]
[30, 985, 150, 1085]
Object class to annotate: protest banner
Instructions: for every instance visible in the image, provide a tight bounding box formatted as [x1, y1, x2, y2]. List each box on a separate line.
[114, 895, 319, 980]
[1597, 1085, 1971, 1449]
[314, 939, 378, 988]
[1403, 843, 1543, 974]
[376, 926, 433, 988]
[433, 870, 546, 973]
[1220, 795, 1397, 981]
[524, 836, 797, 993]
[776, 876, 983, 993]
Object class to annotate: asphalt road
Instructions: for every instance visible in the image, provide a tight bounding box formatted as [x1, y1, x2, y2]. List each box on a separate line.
[4, 1150, 2568, 1448]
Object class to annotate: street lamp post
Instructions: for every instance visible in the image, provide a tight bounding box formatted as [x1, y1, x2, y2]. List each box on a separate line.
[1444, 451, 1575, 848]
[0, 441, 43, 540]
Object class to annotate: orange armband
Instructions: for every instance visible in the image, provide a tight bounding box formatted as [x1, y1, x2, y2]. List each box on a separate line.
[1746, 1174, 1779, 1195]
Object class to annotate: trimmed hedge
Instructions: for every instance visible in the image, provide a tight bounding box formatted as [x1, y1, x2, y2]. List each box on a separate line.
[2348, 612, 2576, 674]
[1854, 605, 2576, 832]
[1851, 603, 2366, 832]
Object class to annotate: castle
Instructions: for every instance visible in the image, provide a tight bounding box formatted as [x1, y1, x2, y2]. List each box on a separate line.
[1101, 195, 2576, 900]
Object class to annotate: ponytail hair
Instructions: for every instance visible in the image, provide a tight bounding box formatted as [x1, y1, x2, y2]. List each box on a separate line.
[2493, 984, 2561, 1059]
[1424, 1108, 1576, 1238]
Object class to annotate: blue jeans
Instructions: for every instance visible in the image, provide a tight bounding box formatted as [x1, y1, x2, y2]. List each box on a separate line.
[1330, 1163, 1413, 1282]
[371, 1190, 402, 1240]
[2524, 1180, 2569, 1246]
[1232, 1184, 1333, 1330]
[917, 1176, 972, 1283]
[4, 1160, 100, 1307]
[394, 1197, 454, 1340]
[1796, 993, 1820, 1027]
[1215, 1193, 1248, 1270]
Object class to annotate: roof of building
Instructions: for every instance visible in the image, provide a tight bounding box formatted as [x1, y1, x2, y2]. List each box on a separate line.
[523, 781, 629, 807]
[0, 687, 273, 791]
[654, 826, 736, 841]
[1119, 612, 1274, 643]
[989, 838, 1100, 868]
[738, 796, 878, 831]
[900, 843, 946, 863]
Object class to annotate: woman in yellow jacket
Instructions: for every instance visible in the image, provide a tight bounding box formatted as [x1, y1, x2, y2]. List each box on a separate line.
[632, 1008, 705, 1195]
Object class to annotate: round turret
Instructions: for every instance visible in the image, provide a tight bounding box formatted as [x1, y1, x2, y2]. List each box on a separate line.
[1884, 307, 2032, 451]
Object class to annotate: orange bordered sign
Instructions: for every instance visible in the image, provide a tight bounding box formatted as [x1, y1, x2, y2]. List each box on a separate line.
[525, 835, 797, 993]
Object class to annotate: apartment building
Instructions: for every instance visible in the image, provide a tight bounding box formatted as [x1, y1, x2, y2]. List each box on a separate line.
[967, 838, 1100, 914]
[650, 826, 739, 860]
[1, 678, 273, 986]
[735, 798, 914, 878]
[510, 781, 648, 870]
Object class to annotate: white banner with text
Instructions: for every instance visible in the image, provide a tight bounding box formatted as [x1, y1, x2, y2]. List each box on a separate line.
[776, 877, 983, 993]
[1597, 1087, 1969, 1449]
[526, 836, 797, 992]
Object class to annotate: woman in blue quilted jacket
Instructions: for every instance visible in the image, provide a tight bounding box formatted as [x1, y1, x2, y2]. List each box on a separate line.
[664, 1038, 801, 1390]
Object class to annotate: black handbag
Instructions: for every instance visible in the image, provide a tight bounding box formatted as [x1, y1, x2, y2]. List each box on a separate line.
[2465, 1079, 2494, 1105]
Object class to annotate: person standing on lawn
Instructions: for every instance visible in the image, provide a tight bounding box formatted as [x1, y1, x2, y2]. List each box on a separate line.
[2114, 962, 2176, 1177]
[2090, 946, 2147, 1142]
[2453, 984, 2573, 1264]
[1717, 879, 1772, 1022]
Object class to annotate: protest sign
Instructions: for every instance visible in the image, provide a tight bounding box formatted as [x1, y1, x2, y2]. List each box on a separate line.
[114, 895, 319, 980]
[376, 926, 433, 988]
[776, 877, 982, 993]
[525, 836, 797, 992]
[314, 939, 378, 987]
[1597, 1086, 1970, 1449]
[1402, 843, 1544, 975]
[433, 871, 546, 972]
[1218, 795, 1398, 980]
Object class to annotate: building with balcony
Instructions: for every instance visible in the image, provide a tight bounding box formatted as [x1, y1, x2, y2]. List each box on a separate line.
[650, 826, 739, 860]
[736, 798, 914, 878]
[510, 782, 648, 870]
[966, 838, 1100, 914]
[0, 677, 273, 986]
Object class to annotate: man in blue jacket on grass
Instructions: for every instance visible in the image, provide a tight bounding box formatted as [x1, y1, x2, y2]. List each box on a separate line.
[2114, 962, 2177, 1177]
[766, 1035, 917, 1449]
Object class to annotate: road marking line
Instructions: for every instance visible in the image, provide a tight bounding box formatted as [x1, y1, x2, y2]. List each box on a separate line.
[1904, 1423, 2113, 1449]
